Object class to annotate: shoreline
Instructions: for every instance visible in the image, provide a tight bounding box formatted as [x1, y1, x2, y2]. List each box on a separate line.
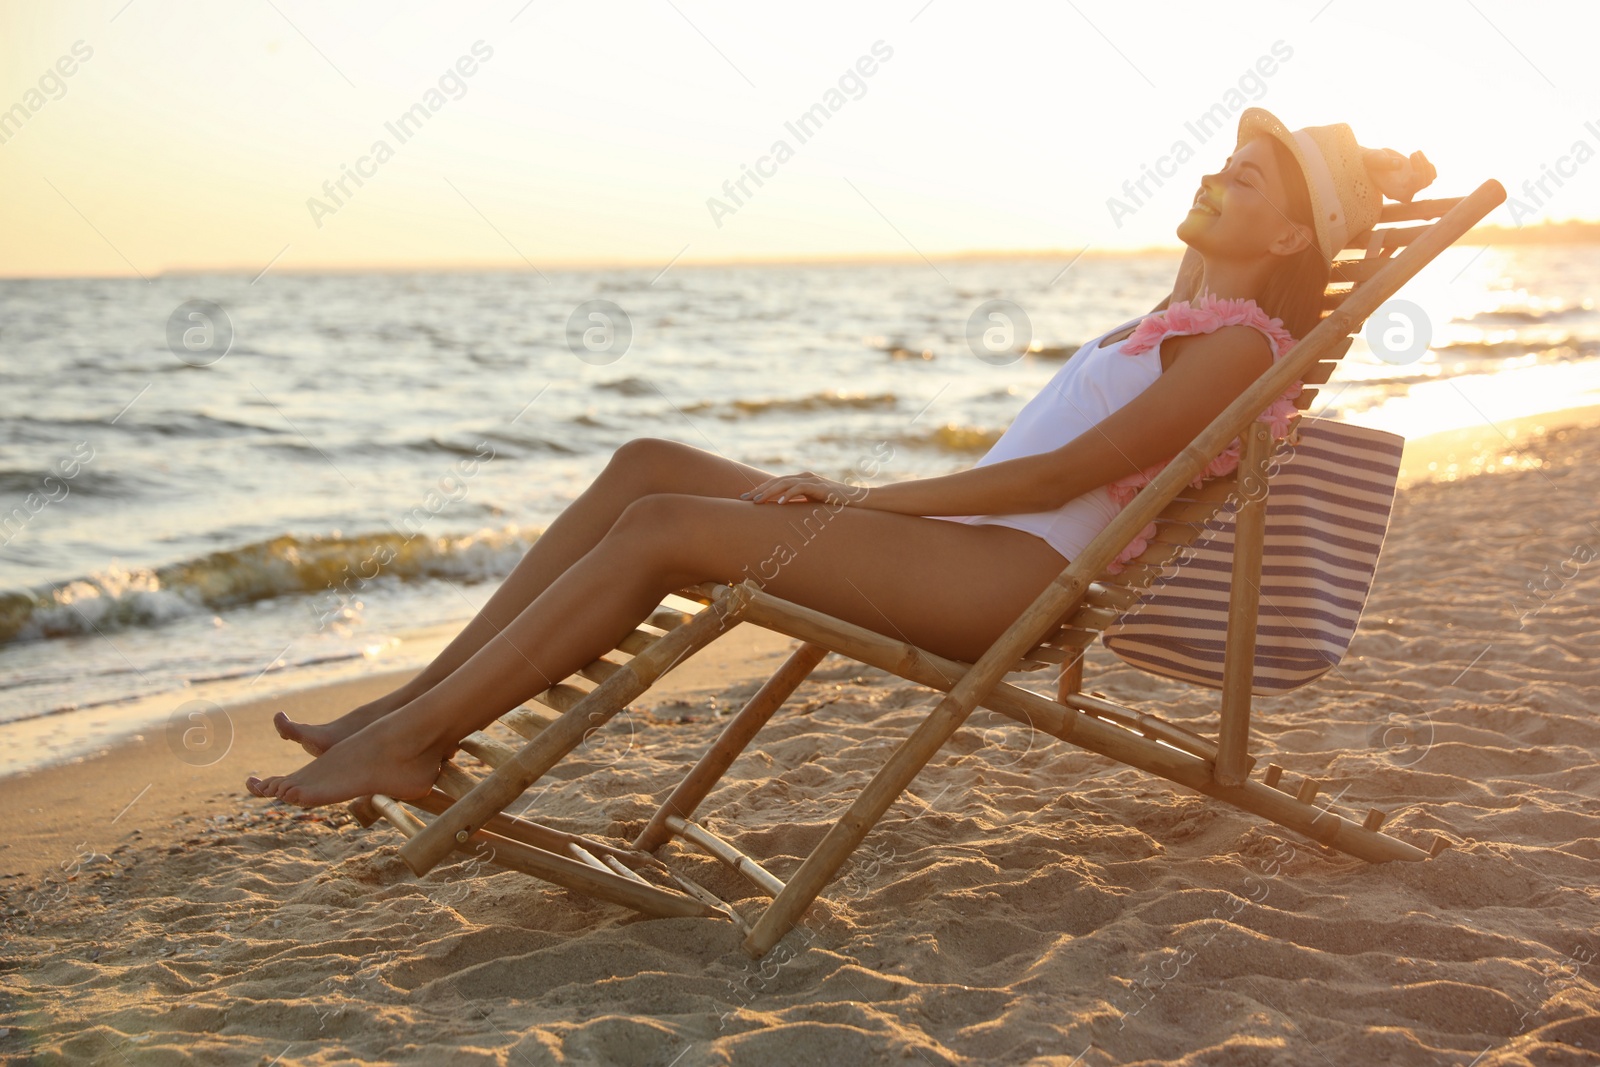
[4, 401, 1600, 792]
[0, 613, 798, 885]
[1388, 401, 1600, 486]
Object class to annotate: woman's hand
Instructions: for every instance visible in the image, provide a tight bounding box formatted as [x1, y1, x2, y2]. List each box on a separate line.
[1362, 146, 1437, 204]
[739, 472, 864, 507]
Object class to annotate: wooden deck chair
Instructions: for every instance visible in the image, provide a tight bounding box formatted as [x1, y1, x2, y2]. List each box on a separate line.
[348, 178, 1506, 958]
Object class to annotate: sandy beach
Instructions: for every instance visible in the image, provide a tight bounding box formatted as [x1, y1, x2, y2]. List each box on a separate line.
[4, 410, 1600, 1066]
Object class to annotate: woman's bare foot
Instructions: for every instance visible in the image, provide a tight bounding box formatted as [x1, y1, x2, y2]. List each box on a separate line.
[274, 691, 413, 756]
[274, 712, 339, 757]
[247, 714, 445, 809]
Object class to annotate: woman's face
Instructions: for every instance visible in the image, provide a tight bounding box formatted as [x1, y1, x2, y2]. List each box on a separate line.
[1176, 135, 1314, 261]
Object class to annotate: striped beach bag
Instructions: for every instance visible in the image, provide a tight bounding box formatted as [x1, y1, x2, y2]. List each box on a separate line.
[1100, 418, 1404, 696]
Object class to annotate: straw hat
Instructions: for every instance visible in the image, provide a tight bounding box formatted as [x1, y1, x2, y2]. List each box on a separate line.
[1235, 107, 1435, 262]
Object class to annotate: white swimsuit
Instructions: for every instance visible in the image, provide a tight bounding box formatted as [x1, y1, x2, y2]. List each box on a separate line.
[926, 295, 1302, 567]
[924, 316, 1163, 561]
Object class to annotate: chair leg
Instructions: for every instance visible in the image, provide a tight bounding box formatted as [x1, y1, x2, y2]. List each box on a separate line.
[1057, 649, 1085, 702]
[739, 655, 1030, 953]
[634, 641, 830, 853]
[399, 580, 755, 875]
[1214, 420, 1272, 788]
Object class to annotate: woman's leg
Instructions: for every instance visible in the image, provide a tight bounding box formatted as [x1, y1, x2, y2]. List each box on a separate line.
[276, 438, 778, 754]
[247, 492, 1069, 807]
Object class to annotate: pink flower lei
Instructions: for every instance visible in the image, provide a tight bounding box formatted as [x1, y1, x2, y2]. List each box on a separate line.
[1105, 292, 1302, 572]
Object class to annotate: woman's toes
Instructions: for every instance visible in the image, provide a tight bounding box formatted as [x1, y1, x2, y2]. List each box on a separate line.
[246, 774, 283, 797]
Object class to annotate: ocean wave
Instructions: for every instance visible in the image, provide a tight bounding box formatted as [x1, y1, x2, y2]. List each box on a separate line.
[0, 525, 539, 647]
[596, 376, 657, 397]
[897, 423, 1003, 453]
[124, 412, 282, 438]
[1432, 336, 1600, 361]
[683, 390, 899, 419]
[819, 422, 1002, 454]
[2, 414, 138, 446]
[874, 343, 936, 360]
[405, 432, 578, 458]
[1458, 306, 1594, 326]
[478, 429, 583, 455]
[0, 467, 136, 500]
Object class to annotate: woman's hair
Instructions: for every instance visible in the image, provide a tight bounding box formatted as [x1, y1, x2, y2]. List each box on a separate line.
[1252, 135, 1331, 342]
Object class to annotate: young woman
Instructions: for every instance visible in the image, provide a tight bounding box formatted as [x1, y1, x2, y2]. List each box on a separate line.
[250, 108, 1432, 807]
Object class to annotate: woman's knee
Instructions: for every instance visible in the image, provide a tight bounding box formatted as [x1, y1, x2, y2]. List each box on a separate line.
[607, 493, 723, 584]
[610, 492, 703, 541]
[610, 436, 679, 465]
[607, 437, 766, 503]
[605, 437, 703, 494]
[604, 437, 661, 486]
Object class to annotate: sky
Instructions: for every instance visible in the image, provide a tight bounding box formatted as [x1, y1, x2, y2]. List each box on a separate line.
[1, 0, 1597, 277]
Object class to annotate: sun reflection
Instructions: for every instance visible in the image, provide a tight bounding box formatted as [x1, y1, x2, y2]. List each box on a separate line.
[1334, 244, 1600, 441]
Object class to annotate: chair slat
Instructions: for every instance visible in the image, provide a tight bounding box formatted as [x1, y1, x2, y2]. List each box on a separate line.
[1342, 222, 1432, 256]
[1377, 195, 1464, 223]
[1117, 541, 1188, 570]
[1332, 258, 1396, 284]
[664, 815, 787, 897]
[567, 841, 613, 873]
[532, 682, 592, 717]
[371, 794, 428, 835]
[577, 657, 625, 685]
[617, 625, 670, 655]
[1063, 690, 1219, 761]
[503, 704, 562, 738]
[1098, 560, 1170, 587]
[458, 731, 519, 768]
[1065, 604, 1122, 631]
[1321, 286, 1357, 311]
[495, 627, 665, 743]
[1300, 358, 1341, 385]
[435, 761, 480, 799]
[1050, 627, 1099, 649]
[406, 787, 659, 867]
[1083, 581, 1144, 611]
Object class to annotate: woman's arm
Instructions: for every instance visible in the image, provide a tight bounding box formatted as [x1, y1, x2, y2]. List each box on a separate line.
[747, 324, 1274, 516]
[866, 324, 1273, 515]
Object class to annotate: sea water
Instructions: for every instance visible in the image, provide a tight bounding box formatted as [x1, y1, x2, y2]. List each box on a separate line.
[2, 245, 1596, 774]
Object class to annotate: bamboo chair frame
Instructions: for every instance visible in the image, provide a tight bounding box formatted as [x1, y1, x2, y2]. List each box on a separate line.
[348, 179, 1506, 957]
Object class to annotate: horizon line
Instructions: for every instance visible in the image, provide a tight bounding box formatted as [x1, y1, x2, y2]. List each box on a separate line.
[0, 220, 1586, 280]
[1, 245, 1188, 281]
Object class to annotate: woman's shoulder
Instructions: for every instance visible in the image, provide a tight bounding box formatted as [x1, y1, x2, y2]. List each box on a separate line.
[1123, 292, 1296, 360]
[1160, 323, 1276, 375]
